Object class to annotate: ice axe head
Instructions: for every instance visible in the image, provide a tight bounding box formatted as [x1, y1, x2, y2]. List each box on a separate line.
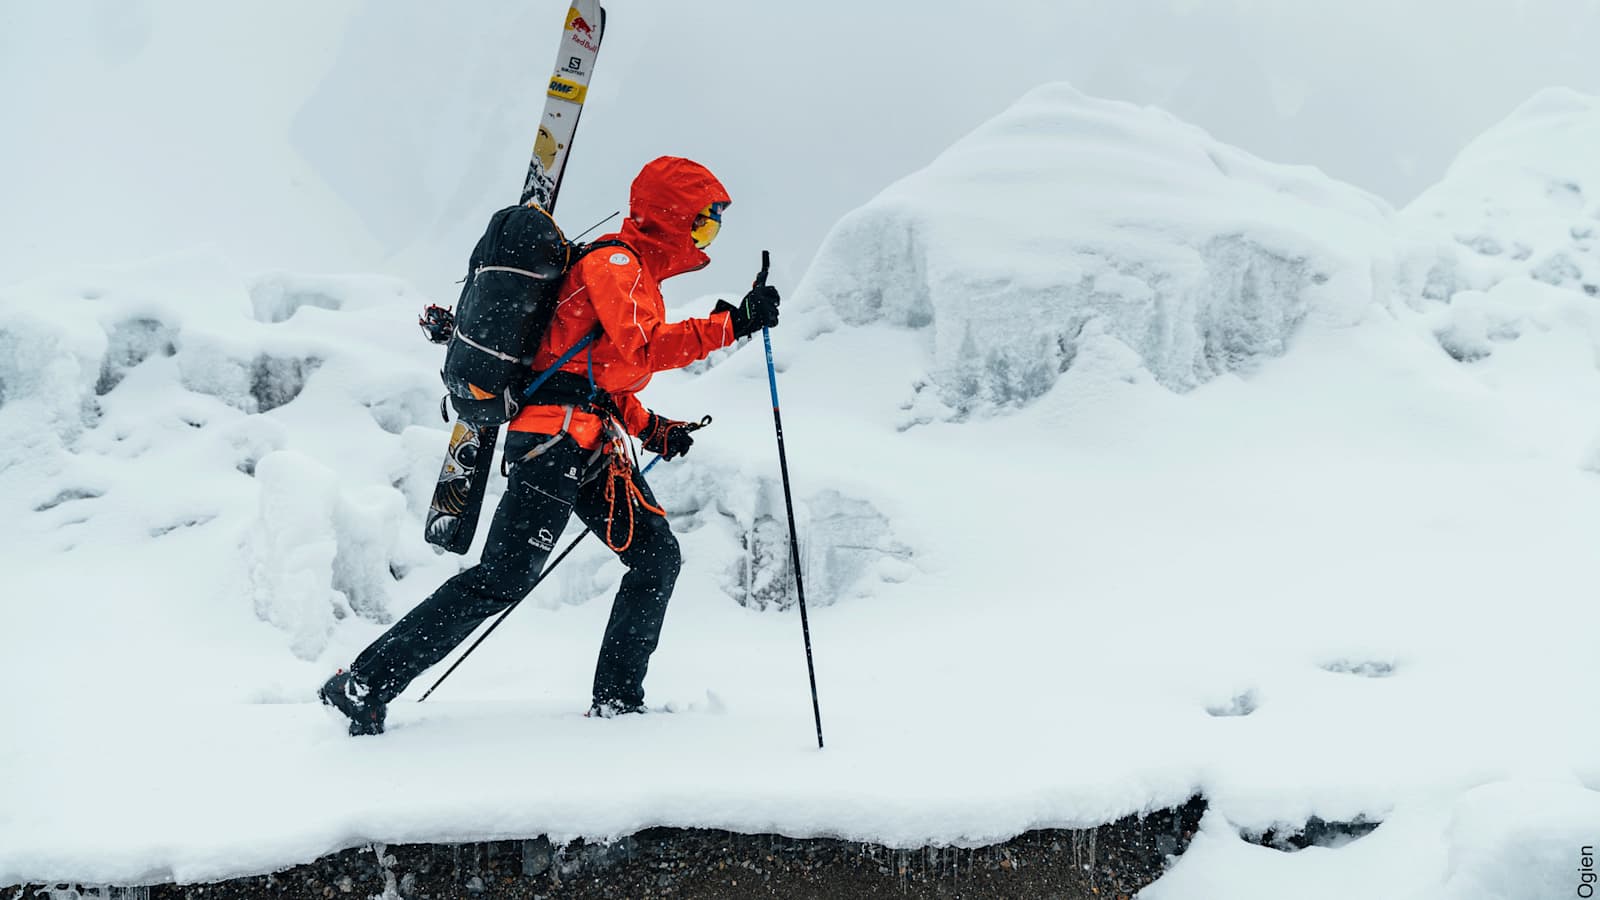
[754, 250, 770, 289]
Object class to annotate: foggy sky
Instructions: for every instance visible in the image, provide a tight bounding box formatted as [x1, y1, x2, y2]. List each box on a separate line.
[3, 1, 1598, 297]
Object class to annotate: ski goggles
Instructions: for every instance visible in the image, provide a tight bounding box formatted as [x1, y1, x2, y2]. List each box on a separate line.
[691, 202, 727, 249]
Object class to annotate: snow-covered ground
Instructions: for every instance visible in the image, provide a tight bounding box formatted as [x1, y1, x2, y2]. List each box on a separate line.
[5, 31, 1600, 900]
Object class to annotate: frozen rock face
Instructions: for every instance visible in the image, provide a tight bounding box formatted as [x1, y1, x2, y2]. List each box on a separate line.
[621, 463, 915, 614]
[1404, 88, 1600, 299]
[724, 487, 912, 613]
[799, 83, 1416, 416]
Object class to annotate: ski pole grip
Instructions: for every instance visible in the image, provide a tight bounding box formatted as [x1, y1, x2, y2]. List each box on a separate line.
[754, 250, 770, 289]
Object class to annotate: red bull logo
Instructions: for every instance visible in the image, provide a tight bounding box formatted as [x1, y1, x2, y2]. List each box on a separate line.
[564, 7, 599, 51]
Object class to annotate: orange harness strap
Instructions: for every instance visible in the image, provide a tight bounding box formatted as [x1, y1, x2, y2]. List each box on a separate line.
[600, 439, 665, 553]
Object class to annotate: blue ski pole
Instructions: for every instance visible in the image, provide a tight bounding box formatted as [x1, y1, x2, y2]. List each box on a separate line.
[755, 250, 825, 749]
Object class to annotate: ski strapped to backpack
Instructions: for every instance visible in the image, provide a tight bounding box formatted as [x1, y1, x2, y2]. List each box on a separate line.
[523, 2, 607, 209]
[421, 0, 608, 555]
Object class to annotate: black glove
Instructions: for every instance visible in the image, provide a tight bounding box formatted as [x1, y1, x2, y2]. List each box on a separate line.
[639, 412, 696, 460]
[713, 283, 780, 339]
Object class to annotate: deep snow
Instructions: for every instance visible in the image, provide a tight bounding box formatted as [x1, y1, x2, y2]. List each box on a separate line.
[4, 56, 1600, 900]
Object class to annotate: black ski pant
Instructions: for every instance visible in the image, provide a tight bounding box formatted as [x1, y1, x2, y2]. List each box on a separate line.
[352, 432, 680, 708]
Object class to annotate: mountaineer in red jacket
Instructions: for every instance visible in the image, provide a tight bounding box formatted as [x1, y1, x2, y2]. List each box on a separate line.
[320, 157, 780, 734]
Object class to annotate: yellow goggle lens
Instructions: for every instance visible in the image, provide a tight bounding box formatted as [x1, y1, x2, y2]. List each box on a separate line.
[691, 202, 726, 249]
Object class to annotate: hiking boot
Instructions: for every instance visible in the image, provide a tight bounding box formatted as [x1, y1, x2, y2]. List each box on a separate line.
[585, 699, 647, 719]
[318, 669, 386, 736]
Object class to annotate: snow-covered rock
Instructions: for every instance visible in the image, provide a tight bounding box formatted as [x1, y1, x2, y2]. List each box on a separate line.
[799, 83, 1426, 416]
[1404, 87, 1600, 300]
[0, 255, 445, 659]
[242, 450, 402, 659]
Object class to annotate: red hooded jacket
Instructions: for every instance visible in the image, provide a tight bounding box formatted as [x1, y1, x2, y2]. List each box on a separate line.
[509, 157, 736, 447]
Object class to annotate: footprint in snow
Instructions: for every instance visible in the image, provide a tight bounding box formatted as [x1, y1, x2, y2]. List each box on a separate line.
[1205, 690, 1259, 718]
[1320, 659, 1396, 678]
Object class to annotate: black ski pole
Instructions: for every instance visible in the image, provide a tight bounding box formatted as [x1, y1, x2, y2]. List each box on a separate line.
[755, 251, 824, 749]
[418, 447, 675, 703]
[416, 516, 600, 703]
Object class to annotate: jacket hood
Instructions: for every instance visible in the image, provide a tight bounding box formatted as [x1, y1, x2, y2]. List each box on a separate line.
[617, 156, 731, 281]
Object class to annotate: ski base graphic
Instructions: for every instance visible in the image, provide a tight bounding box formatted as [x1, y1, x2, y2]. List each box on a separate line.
[424, 422, 499, 555]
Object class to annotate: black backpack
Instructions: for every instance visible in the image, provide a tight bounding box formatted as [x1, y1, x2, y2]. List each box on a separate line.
[438, 204, 625, 427]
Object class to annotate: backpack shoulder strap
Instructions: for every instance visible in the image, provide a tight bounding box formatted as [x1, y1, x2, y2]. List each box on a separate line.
[571, 238, 638, 265]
